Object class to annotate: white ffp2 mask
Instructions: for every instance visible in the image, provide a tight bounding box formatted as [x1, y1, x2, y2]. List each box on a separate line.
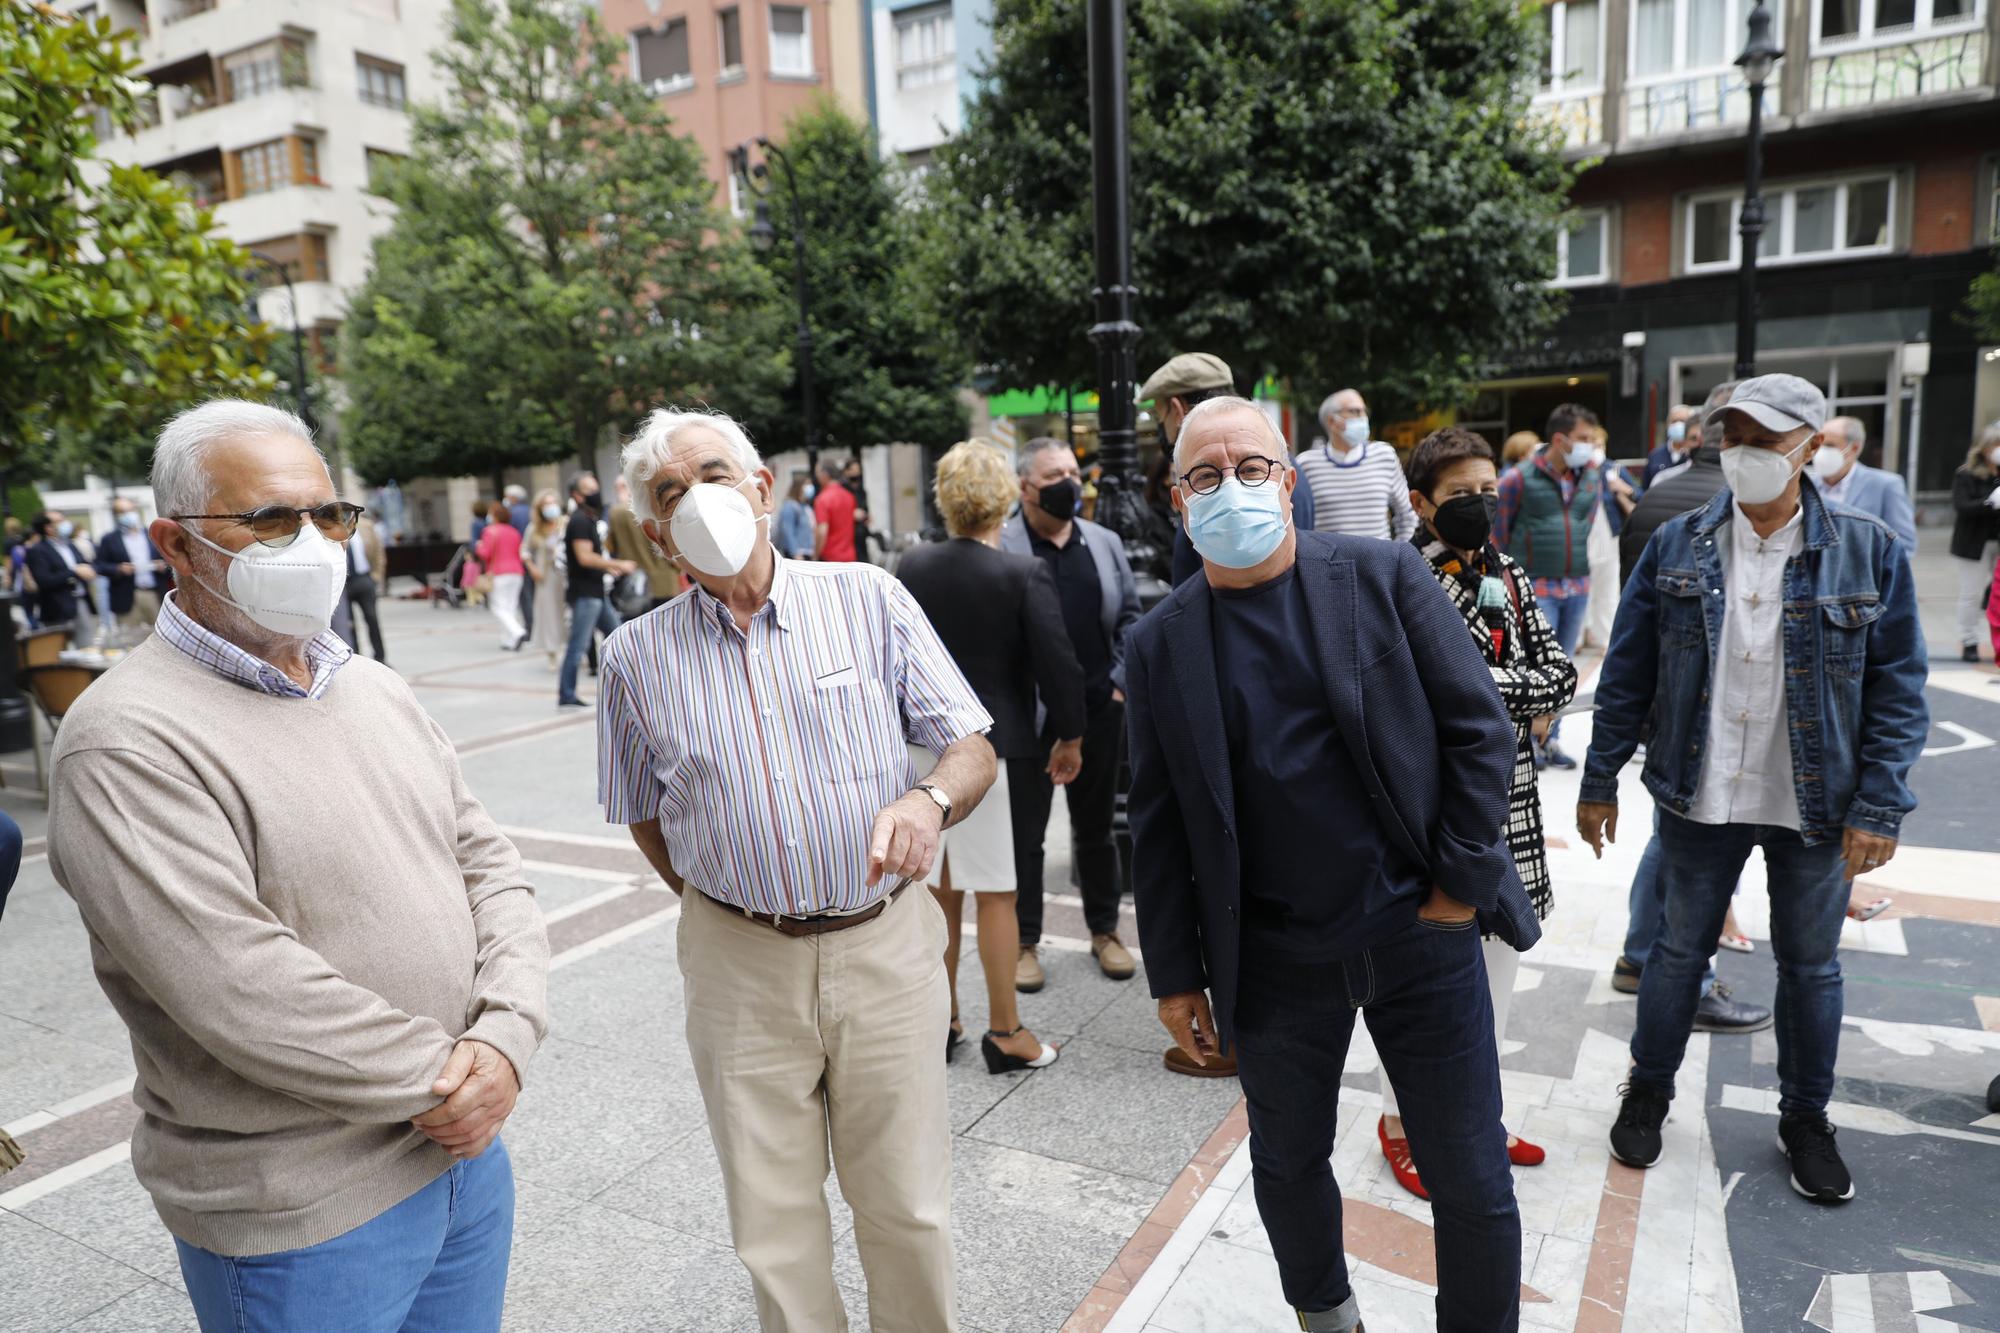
[1721, 438, 1809, 506]
[180, 521, 347, 637]
[670, 477, 768, 577]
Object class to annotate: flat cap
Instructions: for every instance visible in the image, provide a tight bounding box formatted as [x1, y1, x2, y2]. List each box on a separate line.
[1138, 352, 1234, 404]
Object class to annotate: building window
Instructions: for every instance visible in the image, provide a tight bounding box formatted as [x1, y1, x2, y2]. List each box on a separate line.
[894, 4, 954, 90]
[1631, 0, 1779, 77]
[1676, 348, 1902, 466]
[248, 232, 330, 285]
[221, 37, 308, 101]
[1684, 174, 1896, 272]
[235, 138, 290, 195]
[365, 147, 404, 195]
[356, 55, 407, 109]
[297, 135, 320, 185]
[1554, 210, 1610, 286]
[726, 170, 746, 219]
[718, 7, 744, 74]
[769, 4, 811, 76]
[1815, 0, 1984, 45]
[632, 19, 693, 93]
[1537, 0, 1603, 91]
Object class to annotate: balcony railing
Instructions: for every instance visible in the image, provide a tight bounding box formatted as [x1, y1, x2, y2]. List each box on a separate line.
[1531, 87, 1605, 149]
[161, 0, 216, 24]
[1625, 68, 1774, 141]
[1809, 30, 1988, 111]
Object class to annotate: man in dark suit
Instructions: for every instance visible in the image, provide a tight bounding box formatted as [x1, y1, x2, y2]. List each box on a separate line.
[96, 497, 173, 633]
[1642, 402, 1699, 486]
[24, 510, 96, 630]
[340, 514, 389, 663]
[1128, 397, 1537, 1333]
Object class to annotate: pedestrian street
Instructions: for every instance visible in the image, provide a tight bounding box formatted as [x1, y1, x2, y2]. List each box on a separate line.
[2, 548, 1998, 1333]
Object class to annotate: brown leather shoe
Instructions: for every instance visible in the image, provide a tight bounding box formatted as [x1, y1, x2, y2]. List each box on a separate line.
[1091, 933, 1136, 980]
[1014, 946, 1046, 993]
[1164, 1046, 1237, 1078]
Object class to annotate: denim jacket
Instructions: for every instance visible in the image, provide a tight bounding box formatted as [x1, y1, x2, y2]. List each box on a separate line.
[1581, 482, 1928, 844]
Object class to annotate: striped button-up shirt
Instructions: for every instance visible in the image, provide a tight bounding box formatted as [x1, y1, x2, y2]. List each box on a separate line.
[155, 590, 352, 700]
[597, 555, 992, 915]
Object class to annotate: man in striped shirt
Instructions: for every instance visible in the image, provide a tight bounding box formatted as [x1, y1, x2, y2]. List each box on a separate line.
[1294, 388, 1419, 543]
[596, 407, 996, 1332]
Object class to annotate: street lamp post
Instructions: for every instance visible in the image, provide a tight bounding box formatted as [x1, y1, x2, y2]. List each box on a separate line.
[1733, 1, 1783, 380]
[732, 140, 820, 478]
[246, 250, 315, 434]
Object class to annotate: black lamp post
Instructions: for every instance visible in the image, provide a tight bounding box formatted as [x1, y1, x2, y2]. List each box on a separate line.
[1732, 1, 1783, 380]
[731, 140, 820, 478]
[246, 250, 315, 434]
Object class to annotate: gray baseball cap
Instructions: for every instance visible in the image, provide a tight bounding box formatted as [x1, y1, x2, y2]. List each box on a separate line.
[1722, 373, 1827, 435]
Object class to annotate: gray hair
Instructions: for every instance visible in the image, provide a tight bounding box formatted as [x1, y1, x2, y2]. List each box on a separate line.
[1318, 388, 1363, 427]
[1015, 436, 1073, 479]
[1824, 415, 1866, 450]
[151, 399, 320, 518]
[621, 407, 764, 520]
[1698, 380, 1740, 451]
[1175, 395, 1281, 474]
[503, 484, 527, 502]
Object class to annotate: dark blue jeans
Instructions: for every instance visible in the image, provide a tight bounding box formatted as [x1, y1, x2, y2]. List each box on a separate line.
[1539, 589, 1588, 742]
[1620, 806, 1715, 997]
[0, 809, 21, 922]
[557, 596, 620, 704]
[1233, 917, 1521, 1333]
[1631, 812, 1849, 1116]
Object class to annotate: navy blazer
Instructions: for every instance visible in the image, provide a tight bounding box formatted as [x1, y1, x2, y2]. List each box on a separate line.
[1125, 531, 1540, 1045]
[94, 528, 173, 615]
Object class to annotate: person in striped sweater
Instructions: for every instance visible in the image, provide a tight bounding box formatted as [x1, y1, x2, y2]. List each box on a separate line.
[1294, 388, 1419, 544]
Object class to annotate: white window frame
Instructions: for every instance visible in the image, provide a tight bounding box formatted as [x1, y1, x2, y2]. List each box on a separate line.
[726, 170, 746, 220]
[893, 4, 955, 91]
[1682, 172, 1898, 273]
[1553, 209, 1612, 287]
[629, 21, 694, 97]
[1540, 0, 1607, 93]
[1809, 0, 1986, 53]
[768, 3, 813, 77]
[1626, 0, 1783, 86]
[354, 54, 406, 110]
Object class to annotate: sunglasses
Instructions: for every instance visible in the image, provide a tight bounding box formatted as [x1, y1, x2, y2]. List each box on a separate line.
[171, 502, 366, 548]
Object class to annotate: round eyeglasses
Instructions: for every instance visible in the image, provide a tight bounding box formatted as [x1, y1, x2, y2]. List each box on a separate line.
[1178, 456, 1285, 496]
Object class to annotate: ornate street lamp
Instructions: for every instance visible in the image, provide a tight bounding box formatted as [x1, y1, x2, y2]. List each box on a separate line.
[1733, 0, 1783, 380]
[731, 139, 820, 477]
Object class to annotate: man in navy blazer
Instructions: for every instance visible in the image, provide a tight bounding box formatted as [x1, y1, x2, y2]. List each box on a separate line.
[1810, 416, 1917, 549]
[1128, 398, 1538, 1333]
[95, 497, 173, 631]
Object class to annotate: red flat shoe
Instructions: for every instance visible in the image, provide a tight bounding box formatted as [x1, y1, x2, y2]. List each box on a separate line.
[1377, 1116, 1428, 1200]
[1507, 1134, 1546, 1167]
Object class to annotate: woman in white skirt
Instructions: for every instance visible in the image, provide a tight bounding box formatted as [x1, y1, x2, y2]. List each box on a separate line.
[898, 441, 1088, 1074]
[1950, 424, 2000, 662]
[525, 490, 568, 669]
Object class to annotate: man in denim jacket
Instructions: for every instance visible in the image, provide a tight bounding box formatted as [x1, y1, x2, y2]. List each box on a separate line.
[1576, 374, 1928, 1205]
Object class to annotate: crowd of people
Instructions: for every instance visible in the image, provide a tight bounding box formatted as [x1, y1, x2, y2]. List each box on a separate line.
[8, 361, 1978, 1333]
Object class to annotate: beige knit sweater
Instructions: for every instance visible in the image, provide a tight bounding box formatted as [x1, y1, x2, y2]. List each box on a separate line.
[47, 637, 550, 1256]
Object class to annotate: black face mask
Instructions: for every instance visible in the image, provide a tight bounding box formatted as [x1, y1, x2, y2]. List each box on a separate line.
[1038, 478, 1082, 522]
[580, 491, 603, 513]
[1429, 492, 1497, 551]
[1156, 420, 1172, 454]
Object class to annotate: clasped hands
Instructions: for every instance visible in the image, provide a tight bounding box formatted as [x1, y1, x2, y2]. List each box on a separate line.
[411, 1039, 518, 1159]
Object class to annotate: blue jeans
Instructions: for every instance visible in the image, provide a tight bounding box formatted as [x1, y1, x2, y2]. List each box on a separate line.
[1631, 814, 1848, 1116]
[176, 1142, 514, 1333]
[0, 809, 21, 922]
[1620, 806, 1715, 998]
[1539, 589, 1588, 741]
[557, 596, 620, 703]
[1233, 918, 1521, 1332]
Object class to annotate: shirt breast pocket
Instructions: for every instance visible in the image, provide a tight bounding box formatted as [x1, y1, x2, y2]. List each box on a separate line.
[1655, 570, 1706, 644]
[811, 679, 899, 781]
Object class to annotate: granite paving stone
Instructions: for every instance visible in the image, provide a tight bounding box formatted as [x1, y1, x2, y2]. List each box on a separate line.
[14, 1157, 184, 1291]
[500, 1198, 762, 1332]
[60, 1280, 198, 1333]
[0, 1210, 152, 1333]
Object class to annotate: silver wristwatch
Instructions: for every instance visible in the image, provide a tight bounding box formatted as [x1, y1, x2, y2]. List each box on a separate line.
[913, 782, 952, 825]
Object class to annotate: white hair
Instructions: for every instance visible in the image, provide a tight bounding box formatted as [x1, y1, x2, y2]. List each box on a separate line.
[503, 484, 527, 502]
[1174, 396, 1281, 475]
[1317, 388, 1362, 427]
[151, 399, 321, 518]
[1824, 415, 1866, 450]
[621, 407, 764, 520]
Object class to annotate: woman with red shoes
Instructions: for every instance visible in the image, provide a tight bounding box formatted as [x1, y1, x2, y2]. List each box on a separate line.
[1376, 428, 1579, 1199]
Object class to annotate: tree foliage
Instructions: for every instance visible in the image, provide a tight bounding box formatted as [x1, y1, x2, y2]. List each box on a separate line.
[916, 0, 1577, 421]
[0, 0, 273, 485]
[736, 102, 968, 461]
[341, 0, 787, 486]
[1966, 255, 2000, 345]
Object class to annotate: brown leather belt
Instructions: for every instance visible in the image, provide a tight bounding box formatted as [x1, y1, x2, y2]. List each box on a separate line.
[709, 882, 908, 938]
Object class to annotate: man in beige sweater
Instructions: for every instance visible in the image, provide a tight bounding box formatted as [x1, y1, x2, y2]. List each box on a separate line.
[47, 400, 549, 1332]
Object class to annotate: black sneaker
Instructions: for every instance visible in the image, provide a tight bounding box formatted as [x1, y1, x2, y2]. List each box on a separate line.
[1964, 644, 1982, 664]
[1609, 1081, 1672, 1168]
[1611, 956, 1643, 995]
[1542, 742, 1578, 770]
[1693, 981, 1774, 1034]
[1778, 1114, 1855, 1203]
[1985, 1072, 1999, 1114]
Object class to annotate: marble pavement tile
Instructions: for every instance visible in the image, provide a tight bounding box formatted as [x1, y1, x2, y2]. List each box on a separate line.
[1008, 949, 1129, 1043]
[541, 941, 687, 1068]
[14, 1156, 183, 1291]
[500, 1198, 760, 1332]
[0, 1210, 150, 1333]
[964, 1038, 1244, 1185]
[0, 905, 127, 1047]
[512, 1173, 590, 1242]
[0, 1014, 132, 1126]
[500, 1035, 709, 1201]
[60, 1279, 198, 1333]
[1073, 980, 1182, 1055]
[1144, 1229, 1290, 1333]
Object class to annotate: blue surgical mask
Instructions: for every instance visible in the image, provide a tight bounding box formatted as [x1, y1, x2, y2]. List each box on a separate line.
[1340, 417, 1369, 450]
[56, 521, 74, 539]
[117, 511, 141, 529]
[1564, 440, 1594, 471]
[1666, 420, 1687, 445]
[1182, 477, 1288, 569]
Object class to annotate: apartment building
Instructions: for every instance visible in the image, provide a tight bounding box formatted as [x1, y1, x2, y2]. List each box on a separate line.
[865, 0, 991, 171]
[1474, 0, 1999, 496]
[65, 0, 452, 384]
[598, 0, 867, 208]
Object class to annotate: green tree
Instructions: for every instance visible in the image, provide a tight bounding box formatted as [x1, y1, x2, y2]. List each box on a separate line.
[341, 0, 786, 486]
[915, 0, 1576, 420]
[1966, 255, 2000, 345]
[738, 102, 968, 461]
[0, 0, 274, 491]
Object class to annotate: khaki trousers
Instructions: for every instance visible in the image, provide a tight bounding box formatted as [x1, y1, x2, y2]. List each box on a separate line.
[120, 589, 161, 630]
[678, 884, 958, 1333]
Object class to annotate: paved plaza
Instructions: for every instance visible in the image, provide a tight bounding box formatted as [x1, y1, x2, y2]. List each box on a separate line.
[2, 548, 1997, 1332]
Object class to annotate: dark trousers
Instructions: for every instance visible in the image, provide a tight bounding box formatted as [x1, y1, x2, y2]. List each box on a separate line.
[345, 575, 386, 661]
[0, 809, 22, 924]
[518, 574, 535, 636]
[1234, 918, 1521, 1332]
[1010, 698, 1123, 945]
